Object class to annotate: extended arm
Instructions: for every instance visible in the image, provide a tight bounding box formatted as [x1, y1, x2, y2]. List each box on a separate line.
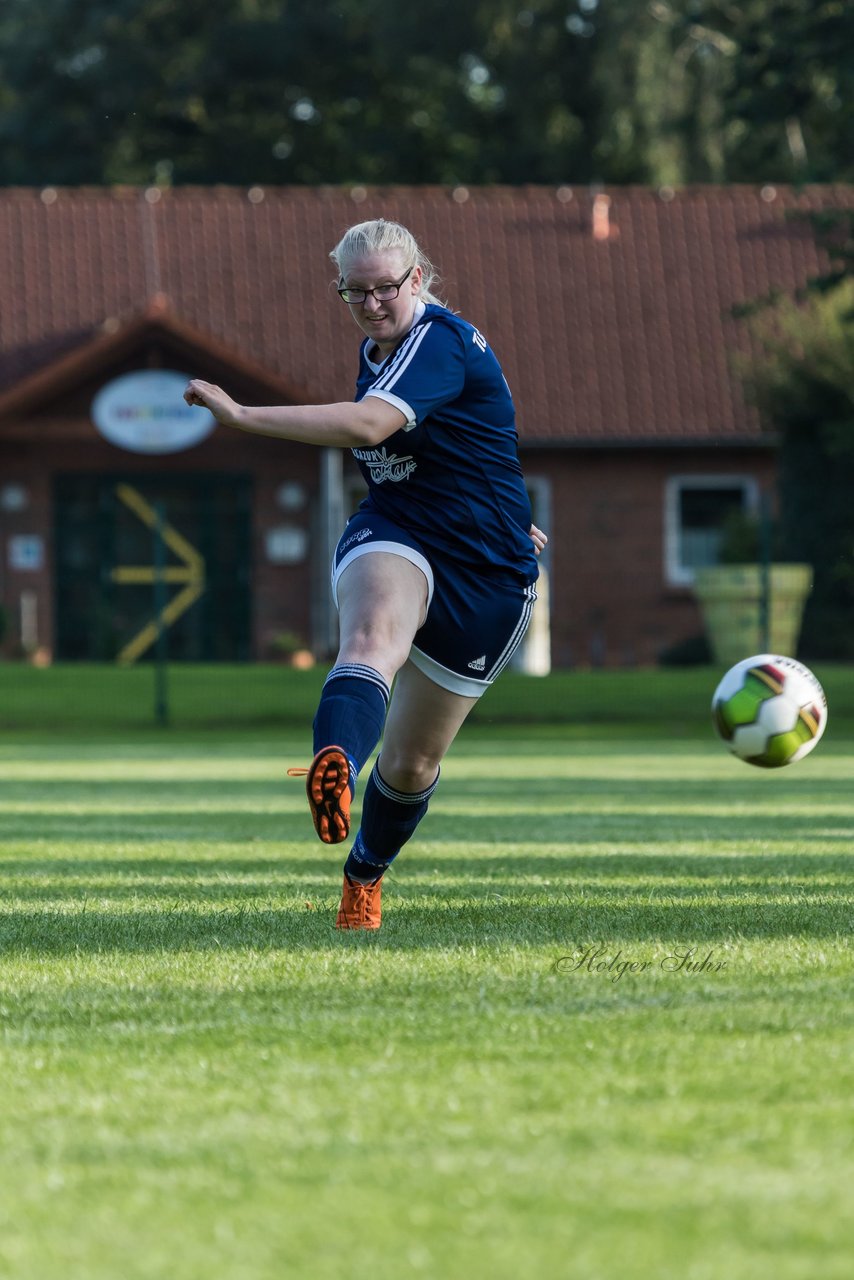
[183, 379, 406, 448]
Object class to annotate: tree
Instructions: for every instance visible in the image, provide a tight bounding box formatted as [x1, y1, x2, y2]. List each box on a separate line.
[606, 0, 854, 184]
[742, 279, 854, 658]
[0, 0, 600, 186]
[1, 0, 851, 188]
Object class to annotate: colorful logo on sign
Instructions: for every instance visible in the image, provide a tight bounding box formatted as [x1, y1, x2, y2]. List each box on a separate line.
[92, 371, 216, 454]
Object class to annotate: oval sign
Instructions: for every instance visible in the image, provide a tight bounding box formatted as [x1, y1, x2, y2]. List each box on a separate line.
[92, 370, 215, 454]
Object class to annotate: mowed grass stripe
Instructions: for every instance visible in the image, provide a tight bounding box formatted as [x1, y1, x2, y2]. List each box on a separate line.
[0, 727, 852, 1280]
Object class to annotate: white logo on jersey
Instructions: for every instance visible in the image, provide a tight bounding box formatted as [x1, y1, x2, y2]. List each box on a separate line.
[467, 654, 487, 671]
[472, 328, 487, 353]
[340, 527, 373, 553]
[352, 446, 417, 484]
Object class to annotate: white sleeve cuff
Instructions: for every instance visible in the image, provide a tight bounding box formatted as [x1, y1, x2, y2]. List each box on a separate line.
[364, 389, 417, 430]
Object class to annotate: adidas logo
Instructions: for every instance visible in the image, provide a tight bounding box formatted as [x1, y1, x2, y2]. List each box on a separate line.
[467, 654, 486, 671]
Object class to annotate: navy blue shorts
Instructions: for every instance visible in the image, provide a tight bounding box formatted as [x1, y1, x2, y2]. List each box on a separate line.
[331, 511, 537, 697]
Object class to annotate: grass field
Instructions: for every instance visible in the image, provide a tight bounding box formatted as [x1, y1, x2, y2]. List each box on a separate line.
[1, 666, 852, 1279]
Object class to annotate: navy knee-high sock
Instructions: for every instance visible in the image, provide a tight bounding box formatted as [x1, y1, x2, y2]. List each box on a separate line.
[343, 761, 440, 884]
[312, 663, 390, 797]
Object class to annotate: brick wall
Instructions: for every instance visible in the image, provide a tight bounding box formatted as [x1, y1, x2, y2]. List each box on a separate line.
[524, 446, 776, 668]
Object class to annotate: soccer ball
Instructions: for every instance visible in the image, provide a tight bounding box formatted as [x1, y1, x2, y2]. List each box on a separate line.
[711, 654, 827, 768]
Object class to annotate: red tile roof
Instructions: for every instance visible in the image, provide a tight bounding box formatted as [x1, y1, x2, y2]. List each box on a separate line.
[1, 184, 851, 444]
[0, 294, 310, 420]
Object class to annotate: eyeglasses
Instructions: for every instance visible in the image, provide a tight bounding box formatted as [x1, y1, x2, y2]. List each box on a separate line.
[337, 267, 413, 305]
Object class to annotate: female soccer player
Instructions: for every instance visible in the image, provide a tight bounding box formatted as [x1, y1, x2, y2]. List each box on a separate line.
[185, 218, 546, 930]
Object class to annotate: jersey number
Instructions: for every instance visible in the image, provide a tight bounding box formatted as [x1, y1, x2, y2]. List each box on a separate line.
[472, 328, 487, 353]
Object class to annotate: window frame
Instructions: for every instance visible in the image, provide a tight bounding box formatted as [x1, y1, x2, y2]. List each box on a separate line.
[664, 474, 759, 587]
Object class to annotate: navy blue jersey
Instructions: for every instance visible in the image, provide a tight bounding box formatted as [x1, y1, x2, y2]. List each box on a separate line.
[352, 303, 538, 585]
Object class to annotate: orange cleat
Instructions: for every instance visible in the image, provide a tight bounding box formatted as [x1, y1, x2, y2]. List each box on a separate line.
[335, 874, 383, 930]
[287, 746, 351, 844]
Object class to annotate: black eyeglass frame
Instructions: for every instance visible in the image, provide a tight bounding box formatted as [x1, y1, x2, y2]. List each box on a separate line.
[337, 267, 413, 305]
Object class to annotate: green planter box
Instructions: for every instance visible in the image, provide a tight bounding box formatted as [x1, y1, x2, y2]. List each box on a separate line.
[693, 564, 813, 666]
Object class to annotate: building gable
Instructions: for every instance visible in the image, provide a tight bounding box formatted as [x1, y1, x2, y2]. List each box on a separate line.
[0, 293, 305, 431]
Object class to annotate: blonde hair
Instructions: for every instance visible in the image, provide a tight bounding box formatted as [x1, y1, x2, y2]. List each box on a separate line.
[330, 219, 446, 306]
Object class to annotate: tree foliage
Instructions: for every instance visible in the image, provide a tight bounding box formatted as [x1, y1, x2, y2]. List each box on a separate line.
[641, 0, 854, 182]
[742, 279, 854, 658]
[0, 0, 851, 187]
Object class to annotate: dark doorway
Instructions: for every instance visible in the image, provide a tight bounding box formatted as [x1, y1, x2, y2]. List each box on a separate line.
[54, 473, 252, 661]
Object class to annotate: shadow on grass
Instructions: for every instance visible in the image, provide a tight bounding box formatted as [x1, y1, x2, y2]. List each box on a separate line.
[2, 850, 854, 894]
[3, 808, 853, 846]
[1, 850, 852, 952]
[4, 765, 851, 850]
[6, 774, 853, 801]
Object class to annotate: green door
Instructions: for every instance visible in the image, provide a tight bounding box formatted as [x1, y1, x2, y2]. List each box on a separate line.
[54, 474, 252, 661]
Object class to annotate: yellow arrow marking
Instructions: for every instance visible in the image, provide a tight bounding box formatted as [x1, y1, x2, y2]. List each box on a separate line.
[112, 567, 197, 585]
[110, 484, 206, 666]
[114, 484, 204, 576]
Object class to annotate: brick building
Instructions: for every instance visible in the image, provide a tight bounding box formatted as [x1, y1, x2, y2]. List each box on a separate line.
[0, 184, 850, 667]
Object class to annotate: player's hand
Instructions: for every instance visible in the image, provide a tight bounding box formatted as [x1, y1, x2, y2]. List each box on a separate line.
[183, 379, 242, 427]
[529, 523, 548, 556]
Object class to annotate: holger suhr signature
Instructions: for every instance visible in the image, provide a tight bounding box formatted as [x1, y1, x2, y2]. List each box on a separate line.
[553, 946, 728, 983]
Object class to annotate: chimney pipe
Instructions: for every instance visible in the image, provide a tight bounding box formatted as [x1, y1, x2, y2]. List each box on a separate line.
[592, 192, 611, 242]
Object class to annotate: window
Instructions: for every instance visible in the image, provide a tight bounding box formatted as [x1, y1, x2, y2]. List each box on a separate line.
[664, 476, 758, 587]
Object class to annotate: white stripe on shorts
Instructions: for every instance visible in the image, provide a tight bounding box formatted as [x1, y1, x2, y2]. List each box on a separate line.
[408, 646, 490, 698]
[332, 540, 435, 611]
[409, 582, 537, 698]
[486, 583, 538, 682]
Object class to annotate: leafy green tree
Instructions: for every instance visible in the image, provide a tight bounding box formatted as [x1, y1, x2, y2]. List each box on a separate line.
[0, 0, 596, 185]
[643, 0, 853, 182]
[0, 1, 851, 187]
[742, 279, 854, 657]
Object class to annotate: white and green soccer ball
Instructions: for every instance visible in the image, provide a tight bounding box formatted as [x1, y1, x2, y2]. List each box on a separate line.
[711, 654, 827, 768]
